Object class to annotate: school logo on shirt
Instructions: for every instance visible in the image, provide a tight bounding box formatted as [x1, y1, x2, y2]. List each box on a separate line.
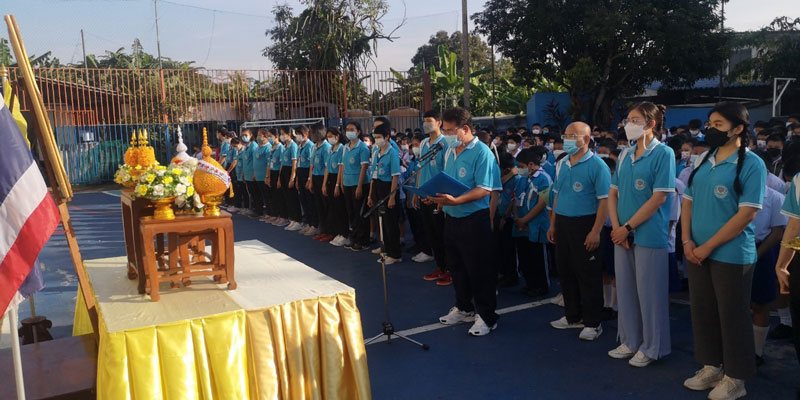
[573, 181, 583, 192]
[458, 167, 467, 178]
[350, 158, 355, 164]
[714, 185, 729, 199]
[431, 160, 437, 167]
[634, 179, 646, 191]
[379, 168, 385, 175]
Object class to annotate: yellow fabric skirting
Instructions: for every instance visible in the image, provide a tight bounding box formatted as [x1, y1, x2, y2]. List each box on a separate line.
[74, 289, 371, 400]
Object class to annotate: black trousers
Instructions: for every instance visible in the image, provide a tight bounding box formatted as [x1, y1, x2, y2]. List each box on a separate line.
[297, 168, 315, 226]
[224, 170, 236, 206]
[256, 181, 268, 216]
[516, 237, 549, 291]
[371, 179, 401, 258]
[280, 167, 301, 222]
[445, 209, 498, 326]
[235, 179, 248, 209]
[324, 177, 349, 237]
[311, 175, 326, 230]
[343, 184, 369, 246]
[786, 257, 800, 368]
[420, 202, 447, 271]
[245, 180, 260, 214]
[406, 205, 430, 254]
[554, 214, 604, 328]
[495, 217, 517, 279]
[268, 172, 284, 218]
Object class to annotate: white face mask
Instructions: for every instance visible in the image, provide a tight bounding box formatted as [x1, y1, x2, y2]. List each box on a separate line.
[624, 122, 646, 141]
[422, 122, 437, 134]
[552, 149, 565, 158]
[689, 129, 701, 136]
[598, 153, 609, 159]
[401, 144, 409, 151]
[295, 135, 305, 144]
[327, 137, 337, 146]
[757, 140, 766, 149]
[689, 154, 700, 165]
[374, 138, 386, 148]
[518, 168, 529, 177]
[532, 129, 541, 134]
[545, 143, 554, 151]
[507, 143, 518, 151]
[412, 147, 421, 157]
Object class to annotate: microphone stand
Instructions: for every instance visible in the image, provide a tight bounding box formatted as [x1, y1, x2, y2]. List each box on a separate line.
[362, 142, 444, 350]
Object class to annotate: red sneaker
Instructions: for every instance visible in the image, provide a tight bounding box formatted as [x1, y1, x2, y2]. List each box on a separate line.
[313, 234, 324, 240]
[423, 268, 444, 281]
[319, 234, 335, 242]
[436, 271, 452, 286]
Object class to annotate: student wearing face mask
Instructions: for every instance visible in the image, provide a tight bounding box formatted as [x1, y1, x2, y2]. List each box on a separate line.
[319, 128, 348, 243]
[367, 124, 403, 264]
[494, 153, 522, 288]
[678, 140, 711, 186]
[688, 119, 704, 139]
[406, 134, 434, 264]
[308, 123, 331, 239]
[217, 127, 230, 165]
[240, 128, 258, 216]
[681, 102, 766, 400]
[337, 122, 371, 250]
[233, 132, 250, 213]
[226, 138, 243, 211]
[294, 125, 316, 236]
[547, 122, 611, 341]
[506, 133, 523, 158]
[278, 126, 302, 231]
[266, 129, 287, 226]
[253, 128, 272, 219]
[765, 133, 784, 175]
[675, 138, 694, 178]
[607, 102, 675, 368]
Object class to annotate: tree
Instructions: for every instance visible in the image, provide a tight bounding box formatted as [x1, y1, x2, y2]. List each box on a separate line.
[410, 30, 493, 72]
[473, 0, 729, 126]
[731, 16, 800, 83]
[263, 0, 403, 71]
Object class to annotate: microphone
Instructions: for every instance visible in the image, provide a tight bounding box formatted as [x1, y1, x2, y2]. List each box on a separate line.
[419, 142, 444, 162]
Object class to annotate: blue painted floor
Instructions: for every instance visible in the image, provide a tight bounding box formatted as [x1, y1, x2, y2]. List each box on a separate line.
[26, 191, 800, 399]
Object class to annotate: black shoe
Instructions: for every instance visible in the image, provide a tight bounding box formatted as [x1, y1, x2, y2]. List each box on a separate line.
[756, 355, 765, 366]
[522, 286, 549, 298]
[769, 323, 793, 340]
[343, 242, 355, 250]
[497, 276, 520, 288]
[601, 307, 617, 322]
[349, 243, 368, 252]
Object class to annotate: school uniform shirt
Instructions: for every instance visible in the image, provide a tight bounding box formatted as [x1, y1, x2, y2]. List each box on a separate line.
[442, 137, 500, 218]
[611, 139, 676, 249]
[280, 140, 298, 168]
[417, 134, 448, 187]
[312, 141, 331, 176]
[269, 143, 284, 172]
[668, 179, 685, 253]
[371, 145, 401, 182]
[226, 145, 237, 170]
[341, 140, 370, 187]
[514, 170, 552, 243]
[327, 143, 344, 175]
[541, 160, 556, 182]
[754, 186, 787, 242]
[368, 146, 378, 181]
[552, 151, 611, 217]
[547, 151, 556, 164]
[682, 149, 767, 265]
[767, 172, 786, 193]
[676, 159, 692, 178]
[499, 175, 523, 222]
[677, 166, 692, 187]
[780, 173, 800, 222]
[234, 148, 245, 180]
[242, 141, 258, 181]
[253, 143, 272, 182]
[297, 139, 314, 169]
[220, 140, 230, 166]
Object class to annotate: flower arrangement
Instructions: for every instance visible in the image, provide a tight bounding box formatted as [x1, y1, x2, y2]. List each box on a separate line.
[168, 161, 204, 212]
[134, 165, 193, 200]
[114, 164, 136, 188]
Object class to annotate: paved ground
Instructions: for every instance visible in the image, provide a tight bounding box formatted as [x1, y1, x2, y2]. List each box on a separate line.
[12, 191, 800, 399]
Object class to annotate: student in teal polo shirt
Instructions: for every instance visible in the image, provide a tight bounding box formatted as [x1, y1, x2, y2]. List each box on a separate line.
[432, 107, 502, 337]
[494, 153, 522, 288]
[321, 127, 349, 244]
[308, 123, 331, 239]
[547, 121, 611, 341]
[217, 127, 230, 166]
[607, 102, 675, 368]
[776, 162, 800, 387]
[366, 124, 403, 263]
[253, 128, 272, 218]
[240, 128, 258, 216]
[266, 130, 287, 226]
[513, 148, 552, 298]
[339, 121, 371, 250]
[681, 102, 766, 399]
[295, 125, 316, 235]
[234, 136, 250, 211]
[278, 126, 302, 230]
[225, 138, 242, 211]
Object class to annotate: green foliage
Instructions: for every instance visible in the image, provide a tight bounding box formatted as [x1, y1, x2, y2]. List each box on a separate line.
[731, 17, 800, 83]
[410, 31, 493, 73]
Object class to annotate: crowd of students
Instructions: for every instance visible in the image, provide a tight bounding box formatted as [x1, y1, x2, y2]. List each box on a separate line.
[210, 105, 800, 400]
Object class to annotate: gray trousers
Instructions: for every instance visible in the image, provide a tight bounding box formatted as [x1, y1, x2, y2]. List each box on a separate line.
[614, 245, 672, 359]
[688, 260, 756, 380]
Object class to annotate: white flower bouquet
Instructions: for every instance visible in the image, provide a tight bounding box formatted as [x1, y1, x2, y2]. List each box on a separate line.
[134, 165, 194, 200]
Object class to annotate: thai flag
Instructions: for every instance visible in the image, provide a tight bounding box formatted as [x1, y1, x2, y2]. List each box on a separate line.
[0, 94, 60, 317]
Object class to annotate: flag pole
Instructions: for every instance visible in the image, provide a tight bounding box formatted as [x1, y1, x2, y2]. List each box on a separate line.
[8, 306, 26, 400]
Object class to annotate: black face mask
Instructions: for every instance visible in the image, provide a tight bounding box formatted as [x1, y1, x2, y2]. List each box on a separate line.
[704, 127, 734, 148]
[766, 147, 782, 160]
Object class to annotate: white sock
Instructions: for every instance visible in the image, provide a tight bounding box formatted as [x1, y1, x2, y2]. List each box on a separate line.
[778, 307, 793, 327]
[603, 284, 613, 308]
[753, 324, 769, 357]
[611, 285, 618, 311]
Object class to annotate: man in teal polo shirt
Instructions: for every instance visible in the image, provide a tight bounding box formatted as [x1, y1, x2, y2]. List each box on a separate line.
[241, 129, 258, 216]
[253, 128, 272, 218]
[547, 121, 611, 341]
[432, 107, 502, 337]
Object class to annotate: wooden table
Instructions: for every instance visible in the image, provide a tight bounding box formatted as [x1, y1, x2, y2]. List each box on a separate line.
[120, 189, 154, 292]
[138, 212, 236, 301]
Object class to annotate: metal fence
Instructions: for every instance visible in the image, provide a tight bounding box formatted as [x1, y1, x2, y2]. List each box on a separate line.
[4, 67, 427, 184]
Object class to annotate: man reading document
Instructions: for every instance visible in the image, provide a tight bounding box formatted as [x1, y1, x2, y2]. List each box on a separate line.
[431, 107, 502, 337]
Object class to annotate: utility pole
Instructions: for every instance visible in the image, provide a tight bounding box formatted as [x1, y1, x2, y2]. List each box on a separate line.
[461, 0, 470, 110]
[80, 29, 89, 83]
[153, 0, 168, 123]
[153, 0, 163, 70]
[718, 0, 725, 101]
[491, 43, 496, 127]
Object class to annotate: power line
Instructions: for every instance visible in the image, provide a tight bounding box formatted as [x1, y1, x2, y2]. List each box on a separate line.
[200, 11, 216, 67]
[159, 0, 272, 19]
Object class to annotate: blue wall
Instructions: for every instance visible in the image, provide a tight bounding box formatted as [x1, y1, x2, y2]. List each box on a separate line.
[664, 107, 713, 130]
[527, 92, 572, 130]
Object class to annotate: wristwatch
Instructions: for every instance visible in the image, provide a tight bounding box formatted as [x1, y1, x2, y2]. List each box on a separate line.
[624, 223, 633, 232]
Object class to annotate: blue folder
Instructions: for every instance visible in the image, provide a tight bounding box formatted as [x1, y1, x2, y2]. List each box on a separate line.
[403, 172, 470, 198]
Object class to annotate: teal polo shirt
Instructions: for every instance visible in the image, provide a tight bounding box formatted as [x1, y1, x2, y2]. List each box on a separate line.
[371, 144, 401, 182]
[280, 140, 298, 167]
[234, 148, 245, 180]
[226, 146, 237, 169]
[220, 141, 230, 166]
[297, 139, 313, 168]
[442, 137, 499, 218]
[312, 141, 331, 176]
[253, 143, 271, 182]
[341, 140, 370, 187]
[553, 151, 611, 217]
[241, 141, 257, 181]
[327, 144, 344, 174]
[418, 134, 448, 186]
[513, 170, 552, 242]
[611, 139, 676, 248]
[499, 175, 522, 220]
[683, 148, 766, 265]
[269, 143, 283, 171]
[781, 173, 800, 224]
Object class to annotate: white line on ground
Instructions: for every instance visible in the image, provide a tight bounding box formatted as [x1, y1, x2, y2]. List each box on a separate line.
[102, 191, 121, 198]
[365, 296, 557, 345]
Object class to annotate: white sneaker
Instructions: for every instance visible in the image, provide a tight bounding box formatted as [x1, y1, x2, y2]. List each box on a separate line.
[274, 218, 289, 227]
[628, 351, 654, 367]
[412, 252, 434, 263]
[371, 247, 382, 254]
[550, 316, 584, 330]
[578, 325, 603, 341]
[293, 223, 307, 232]
[439, 307, 475, 325]
[286, 222, 303, 231]
[377, 256, 402, 265]
[300, 225, 313, 235]
[608, 343, 636, 359]
[228, 207, 239, 213]
[551, 292, 565, 307]
[304, 227, 319, 236]
[340, 238, 352, 247]
[330, 235, 345, 246]
[468, 314, 496, 336]
[683, 366, 724, 391]
[708, 376, 746, 400]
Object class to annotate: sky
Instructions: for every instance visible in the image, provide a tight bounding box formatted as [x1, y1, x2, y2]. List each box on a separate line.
[2, 0, 796, 72]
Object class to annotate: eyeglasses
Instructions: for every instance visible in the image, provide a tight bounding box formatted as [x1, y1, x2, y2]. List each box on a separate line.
[622, 118, 648, 126]
[442, 128, 461, 135]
